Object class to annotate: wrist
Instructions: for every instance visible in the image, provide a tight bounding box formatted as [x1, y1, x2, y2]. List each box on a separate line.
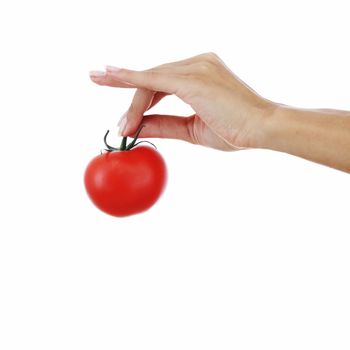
[248, 100, 282, 149]
[255, 103, 309, 153]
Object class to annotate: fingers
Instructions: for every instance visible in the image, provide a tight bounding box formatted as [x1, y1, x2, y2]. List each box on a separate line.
[90, 52, 220, 90]
[120, 88, 155, 135]
[104, 66, 183, 95]
[89, 71, 136, 88]
[120, 90, 169, 136]
[89, 56, 195, 87]
[91, 69, 172, 137]
[91, 67, 183, 95]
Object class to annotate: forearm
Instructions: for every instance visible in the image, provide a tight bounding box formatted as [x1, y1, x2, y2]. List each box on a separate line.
[260, 105, 350, 173]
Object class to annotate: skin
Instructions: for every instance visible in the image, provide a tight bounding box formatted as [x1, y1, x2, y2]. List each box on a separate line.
[90, 53, 350, 173]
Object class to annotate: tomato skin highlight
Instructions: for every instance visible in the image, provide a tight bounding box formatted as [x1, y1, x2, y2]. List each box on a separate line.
[84, 146, 167, 217]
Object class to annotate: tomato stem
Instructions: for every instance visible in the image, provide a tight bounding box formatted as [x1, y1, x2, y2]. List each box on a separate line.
[103, 130, 119, 151]
[103, 125, 151, 153]
[125, 125, 145, 150]
[120, 136, 128, 151]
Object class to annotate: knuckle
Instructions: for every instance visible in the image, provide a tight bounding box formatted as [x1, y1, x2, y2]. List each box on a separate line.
[195, 53, 221, 76]
[146, 68, 158, 78]
[196, 61, 213, 74]
[144, 69, 161, 89]
[203, 52, 219, 62]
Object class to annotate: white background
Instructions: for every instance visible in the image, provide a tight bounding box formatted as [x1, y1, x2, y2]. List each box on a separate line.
[0, 0, 349, 349]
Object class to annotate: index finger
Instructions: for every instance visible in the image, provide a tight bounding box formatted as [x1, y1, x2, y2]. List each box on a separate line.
[105, 66, 183, 95]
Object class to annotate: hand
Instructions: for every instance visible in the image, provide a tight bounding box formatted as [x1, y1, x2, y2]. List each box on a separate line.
[90, 53, 275, 151]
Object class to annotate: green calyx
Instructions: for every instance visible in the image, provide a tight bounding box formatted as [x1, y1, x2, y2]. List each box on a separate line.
[103, 125, 156, 152]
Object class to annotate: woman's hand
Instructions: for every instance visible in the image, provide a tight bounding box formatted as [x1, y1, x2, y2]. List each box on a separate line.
[90, 53, 275, 151]
[90, 53, 350, 172]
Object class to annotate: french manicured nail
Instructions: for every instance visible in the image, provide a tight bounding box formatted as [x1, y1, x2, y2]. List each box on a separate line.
[106, 65, 122, 73]
[118, 116, 127, 136]
[89, 70, 106, 77]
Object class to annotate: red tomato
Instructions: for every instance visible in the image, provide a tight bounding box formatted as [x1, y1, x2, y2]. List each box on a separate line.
[84, 145, 167, 217]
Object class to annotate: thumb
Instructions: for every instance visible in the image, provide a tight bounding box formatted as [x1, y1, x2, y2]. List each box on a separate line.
[130, 114, 195, 144]
[134, 114, 237, 151]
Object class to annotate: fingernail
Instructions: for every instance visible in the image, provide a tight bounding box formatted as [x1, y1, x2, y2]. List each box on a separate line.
[89, 70, 106, 77]
[106, 65, 122, 73]
[118, 116, 127, 136]
[118, 112, 127, 126]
